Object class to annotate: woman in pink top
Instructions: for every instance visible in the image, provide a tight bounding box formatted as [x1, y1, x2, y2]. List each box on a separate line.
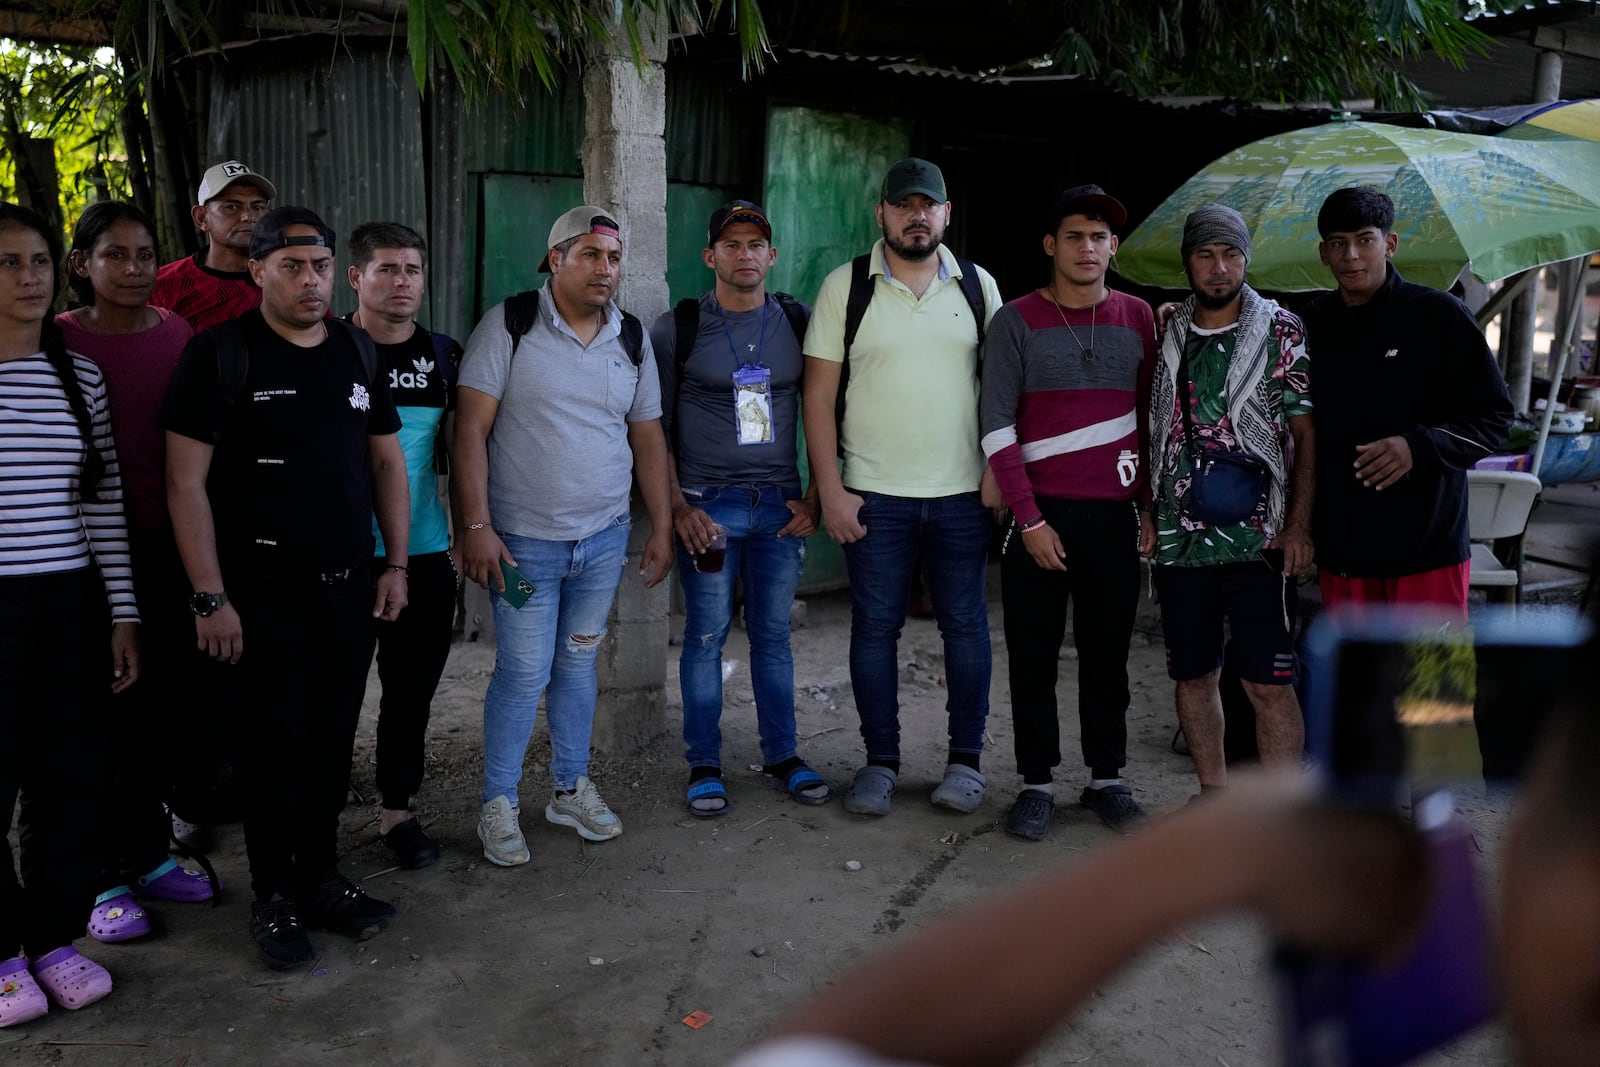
[58, 203, 215, 945]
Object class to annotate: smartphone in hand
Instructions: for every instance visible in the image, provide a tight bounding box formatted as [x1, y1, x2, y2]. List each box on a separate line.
[499, 560, 536, 609]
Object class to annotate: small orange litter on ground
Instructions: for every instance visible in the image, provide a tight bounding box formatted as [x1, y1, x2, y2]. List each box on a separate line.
[681, 1010, 713, 1030]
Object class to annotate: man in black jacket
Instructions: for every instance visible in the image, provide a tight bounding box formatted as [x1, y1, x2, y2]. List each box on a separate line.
[1304, 187, 1513, 619]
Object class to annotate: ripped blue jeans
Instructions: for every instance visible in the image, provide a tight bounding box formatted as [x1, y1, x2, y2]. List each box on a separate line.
[481, 516, 629, 803]
[676, 484, 805, 769]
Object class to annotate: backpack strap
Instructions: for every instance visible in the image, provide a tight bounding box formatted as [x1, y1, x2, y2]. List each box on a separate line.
[506, 288, 642, 367]
[503, 289, 541, 356]
[672, 297, 700, 377]
[953, 257, 988, 356]
[835, 255, 876, 457]
[211, 320, 251, 415]
[331, 318, 382, 389]
[619, 312, 644, 367]
[424, 328, 463, 475]
[772, 291, 810, 345]
[430, 329, 462, 387]
[841, 254, 875, 357]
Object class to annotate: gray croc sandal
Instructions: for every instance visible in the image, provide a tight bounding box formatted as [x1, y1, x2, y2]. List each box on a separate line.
[842, 765, 897, 816]
[930, 764, 987, 813]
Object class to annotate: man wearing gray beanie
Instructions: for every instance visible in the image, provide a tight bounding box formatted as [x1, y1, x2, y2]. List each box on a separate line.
[1146, 203, 1316, 795]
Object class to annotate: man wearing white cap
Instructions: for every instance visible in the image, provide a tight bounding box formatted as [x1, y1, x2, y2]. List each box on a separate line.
[453, 205, 673, 866]
[153, 160, 277, 331]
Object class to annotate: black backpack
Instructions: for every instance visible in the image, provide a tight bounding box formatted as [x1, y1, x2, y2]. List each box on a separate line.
[503, 288, 644, 365]
[835, 253, 989, 455]
[670, 291, 809, 377]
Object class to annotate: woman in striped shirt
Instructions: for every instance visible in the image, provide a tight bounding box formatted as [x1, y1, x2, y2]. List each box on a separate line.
[0, 203, 136, 1026]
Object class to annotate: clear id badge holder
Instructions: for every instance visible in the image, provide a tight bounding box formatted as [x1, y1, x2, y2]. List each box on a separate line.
[732, 363, 774, 446]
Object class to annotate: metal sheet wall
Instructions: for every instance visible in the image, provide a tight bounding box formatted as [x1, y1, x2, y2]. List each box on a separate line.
[456, 77, 585, 177]
[207, 48, 429, 322]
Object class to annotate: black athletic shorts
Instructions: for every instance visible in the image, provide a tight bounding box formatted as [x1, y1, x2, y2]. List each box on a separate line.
[1155, 560, 1296, 684]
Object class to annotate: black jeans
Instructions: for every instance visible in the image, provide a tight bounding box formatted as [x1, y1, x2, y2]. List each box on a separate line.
[371, 551, 457, 811]
[1001, 497, 1141, 780]
[0, 568, 114, 956]
[229, 575, 376, 901]
[103, 529, 202, 881]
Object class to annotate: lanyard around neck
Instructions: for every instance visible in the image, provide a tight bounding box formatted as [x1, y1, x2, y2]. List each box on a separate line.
[712, 296, 770, 370]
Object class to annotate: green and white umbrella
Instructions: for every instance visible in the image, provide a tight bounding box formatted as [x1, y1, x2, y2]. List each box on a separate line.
[1114, 120, 1600, 292]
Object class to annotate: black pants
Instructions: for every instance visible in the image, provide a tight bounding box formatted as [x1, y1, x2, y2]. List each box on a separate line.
[1001, 498, 1141, 780]
[0, 568, 114, 956]
[102, 529, 202, 881]
[230, 576, 376, 901]
[371, 551, 456, 811]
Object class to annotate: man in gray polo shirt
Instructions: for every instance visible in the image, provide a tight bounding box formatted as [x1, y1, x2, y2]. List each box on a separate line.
[453, 205, 673, 866]
[649, 200, 826, 818]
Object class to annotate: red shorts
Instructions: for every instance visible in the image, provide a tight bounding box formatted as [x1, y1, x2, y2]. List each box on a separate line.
[1318, 561, 1470, 622]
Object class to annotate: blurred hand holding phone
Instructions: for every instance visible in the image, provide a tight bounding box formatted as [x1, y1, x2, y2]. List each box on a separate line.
[1280, 606, 1592, 1067]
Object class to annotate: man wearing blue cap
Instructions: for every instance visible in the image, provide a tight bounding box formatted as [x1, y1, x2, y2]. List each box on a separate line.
[649, 201, 825, 817]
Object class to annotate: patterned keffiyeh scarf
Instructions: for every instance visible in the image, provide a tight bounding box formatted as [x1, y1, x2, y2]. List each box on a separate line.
[1149, 284, 1294, 532]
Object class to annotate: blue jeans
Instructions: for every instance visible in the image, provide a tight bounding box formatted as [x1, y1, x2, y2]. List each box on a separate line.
[677, 484, 806, 769]
[841, 490, 992, 762]
[481, 515, 629, 804]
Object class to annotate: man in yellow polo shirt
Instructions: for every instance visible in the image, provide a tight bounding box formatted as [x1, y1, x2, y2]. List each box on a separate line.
[801, 157, 1003, 818]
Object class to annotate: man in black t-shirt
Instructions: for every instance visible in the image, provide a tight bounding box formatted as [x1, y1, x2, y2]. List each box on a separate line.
[343, 221, 462, 870]
[163, 207, 412, 970]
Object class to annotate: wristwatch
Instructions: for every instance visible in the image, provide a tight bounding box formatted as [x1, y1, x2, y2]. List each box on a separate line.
[190, 590, 229, 618]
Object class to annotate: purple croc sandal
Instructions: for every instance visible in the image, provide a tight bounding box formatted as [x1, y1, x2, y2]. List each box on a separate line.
[30, 947, 112, 1011]
[0, 956, 48, 1028]
[137, 858, 215, 902]
[87, 887, 151, 943]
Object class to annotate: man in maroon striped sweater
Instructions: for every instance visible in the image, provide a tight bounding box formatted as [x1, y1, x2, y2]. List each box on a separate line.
[980, 185, 1158, 840]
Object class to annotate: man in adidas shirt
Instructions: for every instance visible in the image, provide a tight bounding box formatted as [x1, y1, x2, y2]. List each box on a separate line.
[345, 222, 463, 871]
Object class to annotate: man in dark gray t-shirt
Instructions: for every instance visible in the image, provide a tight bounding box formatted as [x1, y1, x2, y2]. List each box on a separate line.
[649, 200, 827, 817]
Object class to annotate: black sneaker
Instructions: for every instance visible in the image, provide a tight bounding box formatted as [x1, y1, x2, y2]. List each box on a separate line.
[249, 894, 315, 970]
[1080, 784, 1147, 833]
[379, 817, 441, 870]
[298, 872, 397, 937]
[1003, 789, 1055, 841]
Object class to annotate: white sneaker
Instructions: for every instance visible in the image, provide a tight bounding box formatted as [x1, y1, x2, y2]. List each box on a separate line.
[544, 776, 623, 841]
[477, 795, 530, 866]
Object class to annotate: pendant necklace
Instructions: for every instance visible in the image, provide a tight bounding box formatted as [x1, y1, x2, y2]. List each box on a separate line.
[1045, 286, 1096, 363]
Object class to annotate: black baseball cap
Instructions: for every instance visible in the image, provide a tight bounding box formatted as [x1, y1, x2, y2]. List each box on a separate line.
[1047, 184, 1128, 233]
[881, 158, 947, 203]
[248, 206, 336, 262]
[707, 200, 771, 246]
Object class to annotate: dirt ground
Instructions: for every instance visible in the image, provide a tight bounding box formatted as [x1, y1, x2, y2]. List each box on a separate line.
[3, 579, 1530, 1067]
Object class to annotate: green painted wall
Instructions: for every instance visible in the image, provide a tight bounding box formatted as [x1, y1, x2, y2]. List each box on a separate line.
[765, 107, 911, 306]
[763, 106, 912, 592]
[474, 173, 585, 316]
[666, 183, 738, 305]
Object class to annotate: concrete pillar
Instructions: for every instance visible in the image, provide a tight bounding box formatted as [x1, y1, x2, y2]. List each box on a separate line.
[582, 14, 672, 754]
[1505, 48, 1564, 412]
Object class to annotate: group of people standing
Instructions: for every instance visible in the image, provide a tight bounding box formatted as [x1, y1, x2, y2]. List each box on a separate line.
[1, 148, 1513, 1017]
